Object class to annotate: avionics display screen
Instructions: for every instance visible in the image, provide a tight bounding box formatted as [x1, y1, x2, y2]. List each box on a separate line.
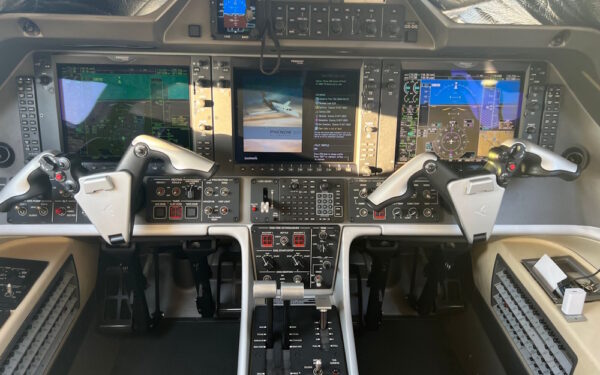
[216, 0, 256, 36]
[234, 69, 359, 163]
[57, 64, 191, 161]
[397, 71, 523, 162]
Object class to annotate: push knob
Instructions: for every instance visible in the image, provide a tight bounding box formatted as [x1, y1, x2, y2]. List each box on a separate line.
[318, 230, 328, 240]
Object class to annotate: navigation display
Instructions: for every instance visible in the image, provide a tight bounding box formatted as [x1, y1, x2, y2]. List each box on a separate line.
[397, 71, 523, 162]
[234, 69, 359, 163]
[57, 64, 191, 161]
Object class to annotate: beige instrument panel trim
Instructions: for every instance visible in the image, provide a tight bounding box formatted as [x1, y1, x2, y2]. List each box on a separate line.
[0, 237, 98, 359]
[472, 236, 600, 375]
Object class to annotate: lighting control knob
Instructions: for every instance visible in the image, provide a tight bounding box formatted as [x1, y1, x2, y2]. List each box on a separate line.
[274, 20, 286, 33]
[262, 255, 275, 271]
[385, 22, 402, 36]
[363, 100, 375, 111]
[0, 143, 14, 168]
[39, 75, 52, 86]
[220, 187, 230, 196]
[280, 236, 289, 246]
[386, 81, 397, 90]
[365, 22, 378, 36]
[318, 230, 328, 240]
[330, 21, 342, 35]
[322, 260, 332, 270]
[290, 182, 300, 190]
[359, 188, 369, 198]
[204, 187, 214, 196]
[319, 182, 329, 191]
[204, 206, 214, 215]
[197, 79, 211, 87]
[298, 20, 309, 34]
[216, 79, 230, 88]
[408, 207, 418, 218]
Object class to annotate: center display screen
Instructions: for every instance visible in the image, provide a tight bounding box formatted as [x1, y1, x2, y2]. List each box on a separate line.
[234, 69, 359, 163]
[397, 71, 523, 162]
[57, 64, 191, 161]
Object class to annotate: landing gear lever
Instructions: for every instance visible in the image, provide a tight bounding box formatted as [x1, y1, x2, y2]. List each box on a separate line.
[0, 135, 217, 244]
[367, 139, 580, 244]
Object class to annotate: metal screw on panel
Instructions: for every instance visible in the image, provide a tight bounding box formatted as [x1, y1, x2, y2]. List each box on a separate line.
[424, 161, 437, 174]
[134, 144, 149, 158]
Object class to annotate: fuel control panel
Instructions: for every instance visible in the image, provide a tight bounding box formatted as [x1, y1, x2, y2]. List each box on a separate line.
[251, 225, 340, 290]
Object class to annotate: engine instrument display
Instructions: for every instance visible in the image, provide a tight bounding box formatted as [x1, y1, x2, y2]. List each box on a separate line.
[397, 71, 523, 162]
[234, 68, 359, 164]
[57, 64, 191, 161]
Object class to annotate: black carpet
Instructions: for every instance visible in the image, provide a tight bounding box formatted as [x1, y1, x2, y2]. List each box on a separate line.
[354, 317, 464, 375]
[67, 319, 240, 375]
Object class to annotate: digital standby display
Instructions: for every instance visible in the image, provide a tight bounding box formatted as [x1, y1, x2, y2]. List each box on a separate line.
[57, 64, 191, 160]
[235, 69, 359, 163]
[217, 0, 256, 36]
[397, 71, 523, 162]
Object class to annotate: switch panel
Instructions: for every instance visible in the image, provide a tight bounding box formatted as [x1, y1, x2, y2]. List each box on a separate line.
[251, 225, 340, 290]
[348, 178, 441, 223]
[145, 177, 240, 223]
[250, 178, 345, 223]
[271, 2, 411, 42]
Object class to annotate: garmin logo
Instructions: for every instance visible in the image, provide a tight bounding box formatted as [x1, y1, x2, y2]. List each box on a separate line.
[290, 59, 305, 65]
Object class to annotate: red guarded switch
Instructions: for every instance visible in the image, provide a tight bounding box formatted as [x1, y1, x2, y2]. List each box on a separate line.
[293, 233, 305, 247]
[261, 233, 274, 248]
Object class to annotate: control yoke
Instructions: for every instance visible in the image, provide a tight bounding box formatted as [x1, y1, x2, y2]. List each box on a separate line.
[0, 135, 217, 244]
[367, 139, 580, 244]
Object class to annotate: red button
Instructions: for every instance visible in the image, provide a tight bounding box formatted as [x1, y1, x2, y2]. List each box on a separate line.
[55, 172, 65, 182]
[251, 206, 257, 212]
[508, 162, 517, 172]
[169, 205, 183, 220]
[54, 207, 66, 216]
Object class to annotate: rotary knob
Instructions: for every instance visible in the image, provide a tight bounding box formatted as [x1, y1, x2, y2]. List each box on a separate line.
[330, 21, 342, 35]
[298, 20, 309, 34]
[274, 20, 286, 33]
[318, 230, 328, 240]
[262, 255, 275, 271]
[291, 255, 303, 268]
[365, 22, 378, 36]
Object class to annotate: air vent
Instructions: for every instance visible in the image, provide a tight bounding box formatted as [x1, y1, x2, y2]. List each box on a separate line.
[0, 256, 79, 375]
[491, 256, 576, 375]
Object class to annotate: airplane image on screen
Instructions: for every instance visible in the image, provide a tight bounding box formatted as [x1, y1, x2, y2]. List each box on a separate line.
[247, 92, 300, 118]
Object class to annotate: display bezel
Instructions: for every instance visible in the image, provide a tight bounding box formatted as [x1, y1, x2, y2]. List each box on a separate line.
[397, 69, 525, 163]
[232, 58, 362, 165]
[55, 61, 192, 162]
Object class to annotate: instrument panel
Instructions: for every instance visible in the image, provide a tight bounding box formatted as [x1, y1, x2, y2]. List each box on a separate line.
[0, 52, 566, 227]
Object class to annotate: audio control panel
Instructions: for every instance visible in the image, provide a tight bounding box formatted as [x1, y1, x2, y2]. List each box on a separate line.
[251, 225, 340, 289]
[270, 2, 415, 42]
[145, 177, 240, 223]
[348, 177, 440, 223]
[250, 178, 345, 223]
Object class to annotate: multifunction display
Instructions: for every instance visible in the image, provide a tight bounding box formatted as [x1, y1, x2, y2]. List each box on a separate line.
[57, 64, 191, 161]
[397, 71, 523, 162]
[234, 69, 359, 164]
